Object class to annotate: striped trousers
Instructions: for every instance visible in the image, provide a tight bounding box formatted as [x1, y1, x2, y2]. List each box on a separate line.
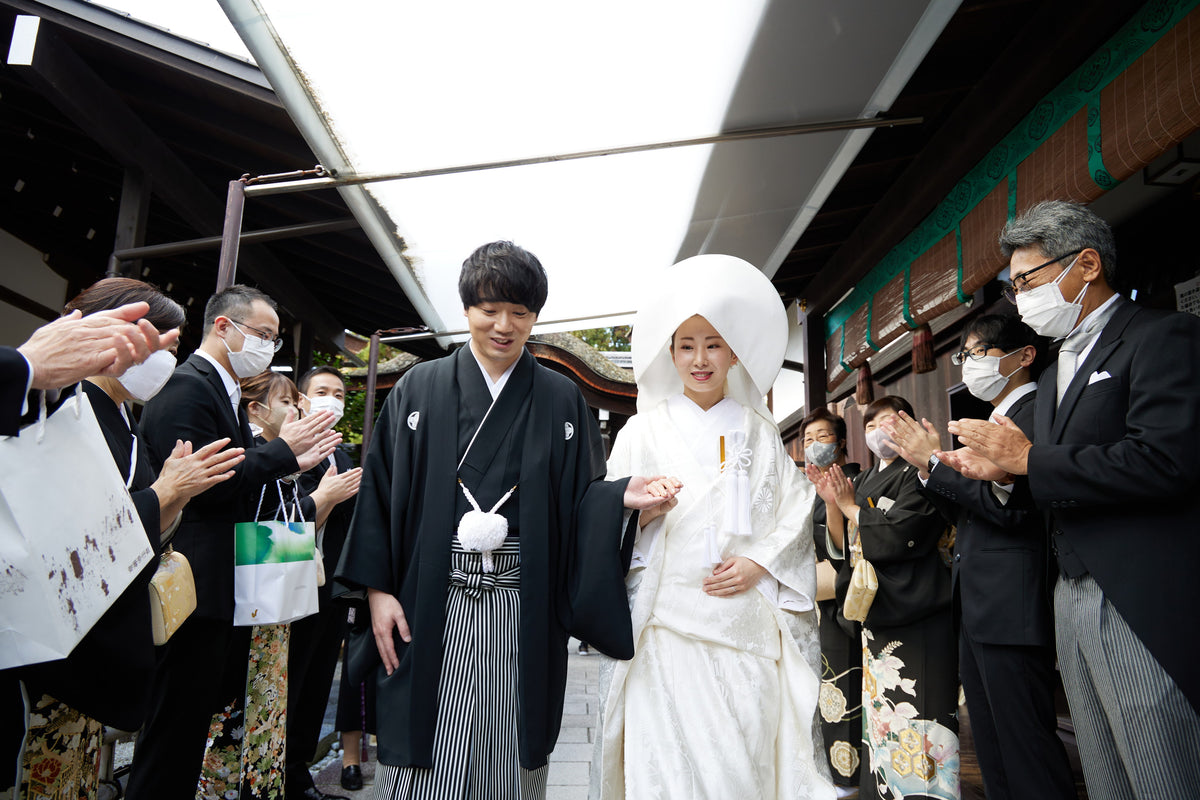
[374, 538, 548, 800]
[1054, 574, 1200, 800]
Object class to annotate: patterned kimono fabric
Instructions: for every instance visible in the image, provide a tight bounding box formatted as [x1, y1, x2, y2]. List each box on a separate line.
[811, 463, 865, 788]
[374, 538, 548, 800]
[852, 462, 959, 800]
[594, 396, 830, 800]
[19, 698, 104, 800]
[196, 624, 289, 800]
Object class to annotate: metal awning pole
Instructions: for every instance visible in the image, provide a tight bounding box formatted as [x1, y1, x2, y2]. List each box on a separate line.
[215, 178, 247, 290]
[110, 218, 358, 263]
[242, 115, 925, 198]
[360, 332, 382, 458]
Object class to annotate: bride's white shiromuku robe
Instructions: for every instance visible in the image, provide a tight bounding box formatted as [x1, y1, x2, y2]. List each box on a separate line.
[594, 395, 834, 800]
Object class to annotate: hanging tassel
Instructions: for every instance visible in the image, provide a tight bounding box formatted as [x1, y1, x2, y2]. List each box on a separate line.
[736, 469, 752, 536]
[855, 362, 875, 406]
[912, 323, 936, 374]
[705, 524, 722, 566]
[720, 430, 754, 538]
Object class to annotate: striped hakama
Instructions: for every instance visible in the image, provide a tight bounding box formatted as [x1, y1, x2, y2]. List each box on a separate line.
[375, 538, 549, 800]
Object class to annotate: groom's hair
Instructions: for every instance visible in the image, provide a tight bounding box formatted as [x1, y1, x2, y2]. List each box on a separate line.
[458, 241, 549, 314]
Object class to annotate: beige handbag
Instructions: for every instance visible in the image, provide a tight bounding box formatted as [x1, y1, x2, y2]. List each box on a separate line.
[148, 545, 196, 645]
[815, 559, 838, 603]
[842, 522, 878, 623]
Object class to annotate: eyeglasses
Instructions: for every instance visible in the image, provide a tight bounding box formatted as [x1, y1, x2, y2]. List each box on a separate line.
[1002, 249, 1082, 304]
[951, 343, 996, 366]
[802, 430, 837, 446]
[229, 319, 284, 352]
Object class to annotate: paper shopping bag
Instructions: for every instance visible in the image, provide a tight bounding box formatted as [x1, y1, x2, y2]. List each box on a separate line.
[233, 481, 318, 626]
[0, 388, 154, 669]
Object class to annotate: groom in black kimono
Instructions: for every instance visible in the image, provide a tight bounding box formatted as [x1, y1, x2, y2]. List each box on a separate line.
[335, 241, 671, 797]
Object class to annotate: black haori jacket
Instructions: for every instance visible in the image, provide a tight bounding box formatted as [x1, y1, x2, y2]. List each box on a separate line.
[335, 346, 632, 769]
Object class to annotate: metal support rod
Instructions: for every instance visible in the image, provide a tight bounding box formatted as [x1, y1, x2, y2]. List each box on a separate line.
[377, 310, 637, 344]
[243, 115, 925, 198]
[110, 218, 358, 263]
[216, 179, 247, 290]
[360, 332, 382, 458]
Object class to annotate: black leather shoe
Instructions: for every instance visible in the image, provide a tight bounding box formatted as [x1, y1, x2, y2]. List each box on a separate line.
[293, 789, 350, 800]
[341, 764, 364, 791]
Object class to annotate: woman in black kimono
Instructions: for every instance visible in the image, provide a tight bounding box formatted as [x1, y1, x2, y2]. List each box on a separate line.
[812, 396, 959, 800]
[12, 278, 244, 800]
[800, 408, 864, 796]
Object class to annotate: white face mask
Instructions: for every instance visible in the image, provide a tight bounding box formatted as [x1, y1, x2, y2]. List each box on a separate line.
[307, 395, 345, 427]
[1015, 255, 1088, 339]
[804, 440, 840, 468]
[117, 349, 177, 402]
[223, 321, 276, 378]
[865, 427, 898, 461]
[961, 350, 1022, 403]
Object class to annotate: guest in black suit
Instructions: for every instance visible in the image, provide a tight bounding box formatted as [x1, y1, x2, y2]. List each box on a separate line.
[2, 301, 176, 435]
[125, 285, 341, 800]
[946, 201, 1200, 800]
[4, 279, 242, 798]
[887, 313, 1075, 800]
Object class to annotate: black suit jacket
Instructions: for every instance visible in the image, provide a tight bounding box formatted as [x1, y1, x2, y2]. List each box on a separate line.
[139, 353, 300, 621]
[923, 390, 1053, 647]
[1027, 300, 1200, 713]
[1, 347, 31, 436]
[297, 448, 356, 609]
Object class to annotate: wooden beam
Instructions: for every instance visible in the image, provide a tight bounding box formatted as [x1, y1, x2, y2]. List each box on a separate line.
[10, 19, 347, 351]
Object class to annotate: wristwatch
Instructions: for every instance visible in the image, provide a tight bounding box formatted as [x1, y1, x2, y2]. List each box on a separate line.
[926, 453, 940, 474]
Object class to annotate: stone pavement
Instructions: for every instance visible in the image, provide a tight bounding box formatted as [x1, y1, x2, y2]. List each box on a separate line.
[309, 638, 601, 799]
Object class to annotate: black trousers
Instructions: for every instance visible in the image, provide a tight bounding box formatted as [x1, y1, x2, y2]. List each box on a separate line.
[285, 605, 346, 793]
[125, 616, 251, 800]
[959, 622, 1076, 800]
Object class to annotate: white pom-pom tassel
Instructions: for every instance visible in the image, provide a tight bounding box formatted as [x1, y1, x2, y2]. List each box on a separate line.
[457, 510, 509, 573]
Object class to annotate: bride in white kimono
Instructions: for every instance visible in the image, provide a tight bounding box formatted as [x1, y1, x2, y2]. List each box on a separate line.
[592, 254, 834, 800]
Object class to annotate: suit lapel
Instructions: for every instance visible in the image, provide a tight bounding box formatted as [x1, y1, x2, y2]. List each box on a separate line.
[1049, 302, 1137, 443]
[185, 353, 243, 444]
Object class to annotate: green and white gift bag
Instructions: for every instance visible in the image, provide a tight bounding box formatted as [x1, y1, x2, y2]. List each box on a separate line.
[233, 481, 318, 626]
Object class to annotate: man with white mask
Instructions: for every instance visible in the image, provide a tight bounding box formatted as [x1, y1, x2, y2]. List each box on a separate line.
[127, 285, 343, 799]
[885, 314, 1075, 800]
[941, 201, 1200, 800]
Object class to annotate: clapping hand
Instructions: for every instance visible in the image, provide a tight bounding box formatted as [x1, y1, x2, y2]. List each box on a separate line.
[883, 411, 942, 476]
[18, 302, 180, 390]
[278, 407, 342, 471]
[934, 447, 1010, 482]
[946, 415, 1030, 476]
[806, 463, 855, 513]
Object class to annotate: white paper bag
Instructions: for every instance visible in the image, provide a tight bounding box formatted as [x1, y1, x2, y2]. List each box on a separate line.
[233, 483, 318, 625]
[0, 389, 154, 669]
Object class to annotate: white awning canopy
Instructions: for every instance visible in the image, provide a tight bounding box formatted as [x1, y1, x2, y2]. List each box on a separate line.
[217, 0, 959, 341]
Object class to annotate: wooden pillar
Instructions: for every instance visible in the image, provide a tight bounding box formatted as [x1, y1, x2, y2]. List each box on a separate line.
[109, 167, 151, 277]
[801, 308, 828, 415]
